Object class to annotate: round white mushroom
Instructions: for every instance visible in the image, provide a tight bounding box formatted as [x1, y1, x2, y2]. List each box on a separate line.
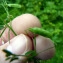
[35, 35, 55, 60]
[1, 13, 41, 42]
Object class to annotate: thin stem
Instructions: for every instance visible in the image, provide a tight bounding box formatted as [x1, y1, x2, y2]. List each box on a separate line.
[8, 28, 10, 43]
[6, 23, 17, 36]
[2, 0, 9, 17]
[33, 37, 36, 52]
[0, 27, 6, 37]
[27, 46, 54, 59]
[37, 46, 54, 55]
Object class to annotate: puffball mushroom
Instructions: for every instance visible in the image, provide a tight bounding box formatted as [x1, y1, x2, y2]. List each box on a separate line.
[6, 34, 33, 63]
[0, 34, 33, 63]
[11, 13, 41, 37]
[1, 13, 41, 42]
[7, 34, 33, 55]
[35, 35, 55, 60]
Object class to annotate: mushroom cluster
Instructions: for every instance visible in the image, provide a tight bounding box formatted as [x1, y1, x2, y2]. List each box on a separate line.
[0, 13, 55, 61]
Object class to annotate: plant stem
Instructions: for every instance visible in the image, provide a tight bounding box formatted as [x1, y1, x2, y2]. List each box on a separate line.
[0, 27, 6, 37]
[6, 23, 17, 36]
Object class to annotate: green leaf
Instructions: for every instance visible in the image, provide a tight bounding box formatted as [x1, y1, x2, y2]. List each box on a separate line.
[5, 56, 11, 60]
[29, 27, 52, 38]
[25, 50, 36, 56]
[25, 50, 37, 62]
[33, 37, 36, 51]
[3, 49, 13, 57]
[7, 4, 22, 8]
[10, 56, 19, 62]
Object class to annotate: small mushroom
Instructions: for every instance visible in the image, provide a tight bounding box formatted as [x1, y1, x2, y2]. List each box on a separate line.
[35, 35, 55, 60]
[1, 13, 41, 42]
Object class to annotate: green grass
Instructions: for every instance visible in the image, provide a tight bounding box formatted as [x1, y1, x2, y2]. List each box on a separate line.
[0, 0, 63, 63]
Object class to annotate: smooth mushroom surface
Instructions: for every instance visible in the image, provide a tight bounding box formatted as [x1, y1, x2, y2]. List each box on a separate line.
[1, 13, 41, 42]
[35, 35, 55, 60]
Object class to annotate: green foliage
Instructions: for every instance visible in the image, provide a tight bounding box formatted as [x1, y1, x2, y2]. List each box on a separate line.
[3, 49, 19, 62]
[0, 0, 63, 63]
[29, 27, 52, 38]
[3, 49, 37, 63]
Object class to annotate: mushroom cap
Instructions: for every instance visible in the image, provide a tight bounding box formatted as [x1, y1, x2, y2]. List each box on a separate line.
[35, 35, 55, 60]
